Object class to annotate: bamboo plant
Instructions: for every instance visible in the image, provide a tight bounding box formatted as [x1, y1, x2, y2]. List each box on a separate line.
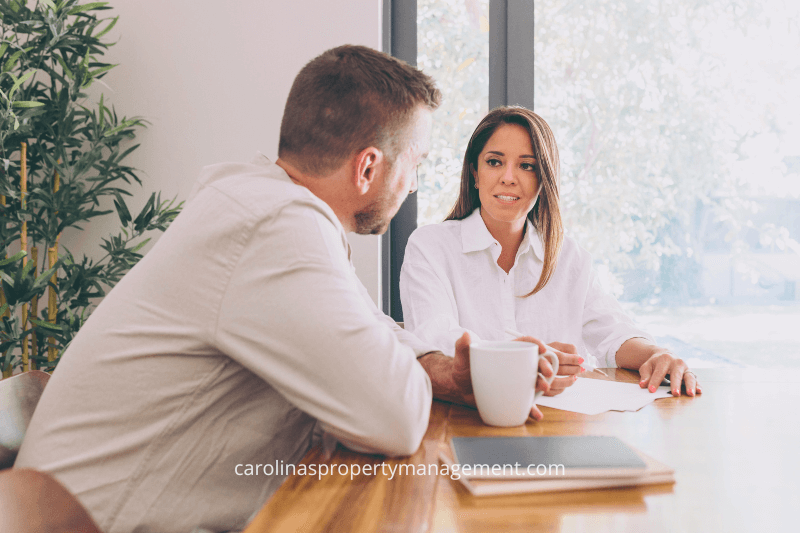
[0, 0, 181, 377]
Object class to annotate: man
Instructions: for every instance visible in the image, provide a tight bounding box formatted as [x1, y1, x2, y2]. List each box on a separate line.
[16, 45, 553, 533]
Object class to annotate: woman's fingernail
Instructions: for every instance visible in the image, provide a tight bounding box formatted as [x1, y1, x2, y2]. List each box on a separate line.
[578, 357, 584, 364]
[580, 367, 586, 373]
[649, 385, 656, 392]
[690, 388, 695, 396]
[573, 375, 578, 381]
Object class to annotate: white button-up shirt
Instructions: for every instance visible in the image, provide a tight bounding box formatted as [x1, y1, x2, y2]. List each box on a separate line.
[400, 208, 653, 367]
[17, 155, 434, 533]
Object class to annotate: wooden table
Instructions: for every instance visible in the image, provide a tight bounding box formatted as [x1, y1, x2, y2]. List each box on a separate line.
[243, 369, 800, 533]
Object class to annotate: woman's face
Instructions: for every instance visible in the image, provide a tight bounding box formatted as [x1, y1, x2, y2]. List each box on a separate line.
[473, 123, 540, 230]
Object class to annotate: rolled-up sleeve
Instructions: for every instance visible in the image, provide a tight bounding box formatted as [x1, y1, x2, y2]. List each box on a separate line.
[214, 200, 432, 456]
[581, 267, 654, 368]
[400, 234, 480, 358]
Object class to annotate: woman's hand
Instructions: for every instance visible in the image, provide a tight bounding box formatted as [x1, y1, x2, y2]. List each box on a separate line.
[638, 351, 702, 397]
[544, 341, 583, 397]
[509, 336, 560, 415]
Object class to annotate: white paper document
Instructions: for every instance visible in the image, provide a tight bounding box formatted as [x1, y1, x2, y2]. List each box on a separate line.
[536, 377, 672, 415]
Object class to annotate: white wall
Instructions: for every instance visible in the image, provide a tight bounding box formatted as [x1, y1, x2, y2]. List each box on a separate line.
[65, 0, 384, 304]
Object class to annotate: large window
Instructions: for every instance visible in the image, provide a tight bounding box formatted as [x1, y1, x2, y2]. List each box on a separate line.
[533, 0, 800, 368]
[391, 0, 800, 369]
[417, 0, 489, 226]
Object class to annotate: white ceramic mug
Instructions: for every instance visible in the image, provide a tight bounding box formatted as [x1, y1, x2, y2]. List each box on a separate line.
[469, 340, 559, 427]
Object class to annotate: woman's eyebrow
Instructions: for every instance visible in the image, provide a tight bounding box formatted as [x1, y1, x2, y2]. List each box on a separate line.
[485, 150, 536, 159]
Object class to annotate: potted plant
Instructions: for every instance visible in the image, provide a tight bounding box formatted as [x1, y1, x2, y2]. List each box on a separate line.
[0, 0, 181, 377]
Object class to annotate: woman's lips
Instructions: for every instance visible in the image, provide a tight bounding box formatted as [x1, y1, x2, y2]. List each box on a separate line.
[494, 194, 520, 203]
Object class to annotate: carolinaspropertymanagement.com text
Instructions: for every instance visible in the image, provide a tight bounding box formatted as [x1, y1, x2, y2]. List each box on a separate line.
[235, 461, 565, 481]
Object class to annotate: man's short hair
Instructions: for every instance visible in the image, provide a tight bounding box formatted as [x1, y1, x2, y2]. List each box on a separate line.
[278, 45, 441, 176]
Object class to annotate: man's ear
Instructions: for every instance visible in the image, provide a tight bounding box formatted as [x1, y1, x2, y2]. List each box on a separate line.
[353, 146, 384, 195]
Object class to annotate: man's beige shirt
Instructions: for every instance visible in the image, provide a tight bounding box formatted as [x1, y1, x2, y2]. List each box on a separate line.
[16, 155, 434, 533]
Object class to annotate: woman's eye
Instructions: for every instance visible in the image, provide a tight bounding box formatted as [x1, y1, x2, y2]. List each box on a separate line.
[486, 158, 502, 167]
[521, 163, 537, 172]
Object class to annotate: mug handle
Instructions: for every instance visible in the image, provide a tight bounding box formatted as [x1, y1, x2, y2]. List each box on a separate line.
[533, 348, 559, 401]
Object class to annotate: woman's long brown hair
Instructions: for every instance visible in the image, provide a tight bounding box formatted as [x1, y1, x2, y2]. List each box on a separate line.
[445, 106, 563, 296]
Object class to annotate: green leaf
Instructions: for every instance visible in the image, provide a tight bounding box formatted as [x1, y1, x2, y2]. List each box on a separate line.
[0, 251, 27, 267]
[0, 42, 9, 58]
[33, 264, 61, 288]
[12, 100, 44, 108]
[94, 15, 118, 39]
[98, 92, 104, 129]
[21, 257, 37, 280]
[0, 303, 7, 317]
[113, 192, 131, 226]
[3, 50, 25, 73]
[103, 118, 138, 137]
[129, 238, 151, 253]
[87, 63, 116, 79]
[0, 271, 14, 286]
[40, 0, 58, 11]
[67, 2, 108, 16]
[30, 319, 62, 331]
[9, 70, 34, 98]
[56, 54, 74, 79]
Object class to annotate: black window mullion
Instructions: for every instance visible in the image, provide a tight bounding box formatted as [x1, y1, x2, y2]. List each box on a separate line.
[384, 0, 418, 320]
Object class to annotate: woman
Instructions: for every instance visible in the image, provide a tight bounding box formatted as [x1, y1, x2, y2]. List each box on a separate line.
[400, 106, 700, 397]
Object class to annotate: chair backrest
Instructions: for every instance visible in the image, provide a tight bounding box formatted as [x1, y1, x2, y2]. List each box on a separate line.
[0, 370, 50, 469]
[0, 468, 102, 533]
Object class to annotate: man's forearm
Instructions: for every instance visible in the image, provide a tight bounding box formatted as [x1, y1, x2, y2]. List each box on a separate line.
[417, 351, 473, 406]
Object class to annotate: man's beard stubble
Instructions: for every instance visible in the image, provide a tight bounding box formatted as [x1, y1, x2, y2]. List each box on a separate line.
[353, 199, 392, 235]
[353, 178, 401, 235]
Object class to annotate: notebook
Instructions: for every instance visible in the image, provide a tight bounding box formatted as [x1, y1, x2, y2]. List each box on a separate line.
[440, 444, 674, 497]
[449, 436, 648, 479]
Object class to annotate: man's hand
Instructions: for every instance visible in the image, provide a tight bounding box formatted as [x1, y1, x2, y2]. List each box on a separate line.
[451, 332, 474, 406]
[418, 333, 559, 422]
[416, 333, 475, 408]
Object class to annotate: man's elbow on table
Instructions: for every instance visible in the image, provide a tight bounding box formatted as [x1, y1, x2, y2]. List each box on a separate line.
[372, 358, 433, 456]
[386, 410, 430, 456]
[371, 389, 432, 456]
[326, 409, 428, 457]
[333, 374, 432, 457]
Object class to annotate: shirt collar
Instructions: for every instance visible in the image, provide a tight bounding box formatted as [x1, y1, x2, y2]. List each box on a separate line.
[460, 207, 544, 262]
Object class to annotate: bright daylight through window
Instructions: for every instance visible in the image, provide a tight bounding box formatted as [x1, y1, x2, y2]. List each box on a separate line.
[417, 0, 800, 369]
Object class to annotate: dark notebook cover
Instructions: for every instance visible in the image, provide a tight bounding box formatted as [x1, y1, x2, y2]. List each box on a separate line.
[450, 436, 648, 479]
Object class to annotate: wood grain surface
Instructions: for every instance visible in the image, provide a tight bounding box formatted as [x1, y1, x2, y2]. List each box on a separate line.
[244, 368, 800, 533]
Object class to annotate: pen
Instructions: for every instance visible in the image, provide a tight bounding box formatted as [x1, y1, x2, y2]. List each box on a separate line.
[503, 327, 609, 378]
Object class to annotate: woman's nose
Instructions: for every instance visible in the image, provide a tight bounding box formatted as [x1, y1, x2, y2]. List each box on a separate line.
[500, 166, 516, 185]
